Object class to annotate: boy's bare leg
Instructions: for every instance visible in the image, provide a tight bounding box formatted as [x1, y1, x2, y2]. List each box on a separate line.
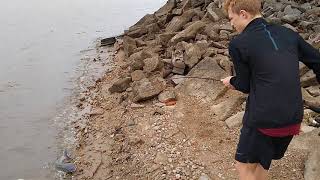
[235, 161, 258, 180]
[254, 163, 268, 180]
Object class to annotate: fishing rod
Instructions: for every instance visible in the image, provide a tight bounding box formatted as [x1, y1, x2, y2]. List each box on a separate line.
[171, 76, 221, 81]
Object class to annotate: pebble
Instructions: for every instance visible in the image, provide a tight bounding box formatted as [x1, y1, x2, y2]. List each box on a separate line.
[175, 174, 181, 179]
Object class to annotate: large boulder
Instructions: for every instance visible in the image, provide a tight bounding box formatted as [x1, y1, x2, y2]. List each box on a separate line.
[126, 14, 158, 38]
[155, 0, 177, 18]
[203, 23, 220, 41]
[301, 70, 317, 87]
[210, 90, 246, 121]
[166, 9, 196, 32]
[131, 70, 146, 81]
[158, 89, 176, 103]
[205, 2, 226, 22]
[306, 85, 320, 97]
[143, 56, 163, 73]
[184, 43, 204, 68]
[304, 150, 320, 180]
[176, 57, 228, 102]
[170, 21, 206, 45]
[156, 32, 177, 46]
[190, 0, 205, 7]
[214, 55, 233, 75]
[302, 88, 320, 107]
[132, 77, 166, 102]
[225, 111, 245, 128]
[128, 49, 156, 70]
[109, 77, 132, 93]
[123, 36, 137, 57]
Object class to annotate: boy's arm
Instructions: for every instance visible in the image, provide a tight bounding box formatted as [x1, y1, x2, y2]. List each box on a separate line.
[298, 35, 320, 83]
[228, 41, 250, 94]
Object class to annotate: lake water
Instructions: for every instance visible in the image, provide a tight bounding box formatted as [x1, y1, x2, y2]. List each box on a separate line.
[0, 0, 166, 179]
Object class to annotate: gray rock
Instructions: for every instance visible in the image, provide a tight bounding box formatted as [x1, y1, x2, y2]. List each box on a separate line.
[266, 17, 282, 25]
[126, 27, 148, 39]
[304, 150, 320, 180]
[203, 23, 220, 41]
[170, 21, 206, 45]
[166, 9, 196, 33]
[312, 25, 320, 33]
[301, 70, 317, 87]
[291, 127, 320, 151]
[109, 77, 132, 93]
[205, 2, 225, 22]
[126, 14, 157, 38]
[158, 90, 176, 103]
[225, 111, 245, 128]
[143, 57, 163, 73]
[132, 78, 166, 102]
[211, 41, 227, 49]
[176, 57, 228, 102]
[300, 123, 316, 134]
[89, 107, 105, 116]
[130, 103, 146, 108]
[128, 50, 154, 71]
[155, 0, 176, 17]
[219, 23, 233, 32]
[55, 162, 76, 173]
[172, 50, 185, 68]
[195, 34, 208, 41]
[171, 75, 186, 85]
[172, 8, 183, 16]
[210, 92, 246, 121]
[157, 32, 177, 46]
[215, 55, 233, 75]
[123, 36, 137, 57]
[299, 21, 315, 29]
[284, 5, 294, 15]
[262, 6, 274, 17]
[199, 173, 211, 180]
[283, 23, 297, 32]
[203, 47, 218, 57]
[130, 59, 144, 71]
[128, 14, 157, 31]
[310, 33, 320, 49]
[300, 3, 312, 11]
[305, 7, 320, 16]
[184, 43, 204, 68]
[302, 87, 320, 107]
[172, 67, 185, 75]
[281, 14, 299, 24]
[131, 70, 146, 81]
[306, 85, 320, 97]
[55, 149, 76, 173]
[299, 61, 309, 76]
[101, 37, 116, 46]
[191, 0, 205, 7]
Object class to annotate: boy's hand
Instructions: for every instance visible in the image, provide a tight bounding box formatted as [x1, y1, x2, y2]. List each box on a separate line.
[221, 76, 235, 89]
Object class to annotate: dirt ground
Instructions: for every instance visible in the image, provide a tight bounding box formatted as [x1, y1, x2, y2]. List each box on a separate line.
[72, 47, 308, 180]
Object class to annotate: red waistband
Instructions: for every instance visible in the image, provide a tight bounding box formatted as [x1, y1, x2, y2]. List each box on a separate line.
[258, 123, 301, 137]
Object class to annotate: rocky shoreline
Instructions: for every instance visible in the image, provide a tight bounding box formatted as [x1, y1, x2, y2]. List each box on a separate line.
[71, 0, 320, 179]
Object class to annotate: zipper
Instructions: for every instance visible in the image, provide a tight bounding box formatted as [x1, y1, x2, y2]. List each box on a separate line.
[262, 23, 279, 51]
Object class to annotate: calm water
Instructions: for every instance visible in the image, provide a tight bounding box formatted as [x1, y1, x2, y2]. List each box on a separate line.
[0, 0, 166, 179]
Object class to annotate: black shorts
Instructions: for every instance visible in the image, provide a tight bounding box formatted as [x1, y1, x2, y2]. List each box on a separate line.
[235, 125, 293, 170]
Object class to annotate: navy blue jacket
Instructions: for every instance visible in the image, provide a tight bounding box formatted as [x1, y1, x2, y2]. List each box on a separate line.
[229, 18, 320, 128]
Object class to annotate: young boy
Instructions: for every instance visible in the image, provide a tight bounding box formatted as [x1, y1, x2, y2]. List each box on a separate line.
[221, 0, 320, 179]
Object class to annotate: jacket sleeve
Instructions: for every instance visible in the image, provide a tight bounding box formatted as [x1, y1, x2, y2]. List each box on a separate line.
[297, 34, 320, 83]
[229, 41, 250, 94]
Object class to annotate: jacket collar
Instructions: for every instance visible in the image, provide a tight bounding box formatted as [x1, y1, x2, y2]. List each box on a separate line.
[242, 17, 268, 33]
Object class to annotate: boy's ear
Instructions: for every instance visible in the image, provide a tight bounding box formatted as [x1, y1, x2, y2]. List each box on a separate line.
[239, 10, 248, 18]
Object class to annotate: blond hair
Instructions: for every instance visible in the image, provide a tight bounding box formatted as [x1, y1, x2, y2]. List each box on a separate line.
[224, 0, 261, 15]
